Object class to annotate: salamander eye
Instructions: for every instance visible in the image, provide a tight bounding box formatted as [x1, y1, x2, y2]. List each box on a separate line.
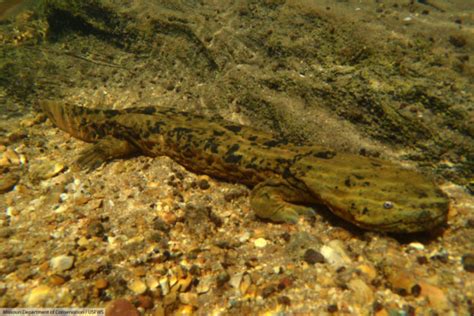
[383, 201, 394, 209]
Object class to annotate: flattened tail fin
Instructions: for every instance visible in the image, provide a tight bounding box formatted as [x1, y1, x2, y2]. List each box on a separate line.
[39, 100, 102, 142]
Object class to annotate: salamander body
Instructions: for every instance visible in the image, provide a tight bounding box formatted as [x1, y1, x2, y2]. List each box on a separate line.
[41, 100, 449, 233]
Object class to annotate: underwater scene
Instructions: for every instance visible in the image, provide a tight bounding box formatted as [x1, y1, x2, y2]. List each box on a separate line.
[0, 0, 473, 315]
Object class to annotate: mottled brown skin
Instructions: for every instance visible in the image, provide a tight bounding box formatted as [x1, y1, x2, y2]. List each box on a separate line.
[41, 100, 449, 233]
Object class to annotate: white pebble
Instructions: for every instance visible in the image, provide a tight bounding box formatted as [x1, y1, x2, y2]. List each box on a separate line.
[254, 238, 268, 248]
[50, 255, 74, 272]
[229, 272, 244, 289]
[128, 279, 147, 295]
[239, 232, 250, 242]
[159, 277, 170, 295]
[59, 193, 69, 202]
[408, 242, 425, 250]
[321, 240, 351, 269]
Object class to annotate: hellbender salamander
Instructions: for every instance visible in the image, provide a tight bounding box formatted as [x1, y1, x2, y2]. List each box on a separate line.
[41, 100, 449, 233]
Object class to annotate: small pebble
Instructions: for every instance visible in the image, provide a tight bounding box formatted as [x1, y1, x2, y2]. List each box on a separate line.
[355, 264, 377, 282]
[161, 212, 177, 225]
[466, 218, 474, 228]
[175, 305, 194, 314]
[411, 284, 422, 297]
[179, 292, 198, 306]
[169, 274, 178, 288]
[105, 298, 140, 316]
[196, 275, 212, 293]
[417, 256, 428, 265]
[303, 249, 325, 264]
[261, 284, 277, 298]
[159, 277, 170, 295]
[128, 279, 147, 295]
[134, 266, 147, 277]
[372, 301, 384, 313]
[163, 292, 177, 306]
[49, 274, 66, 286]
[26, 285, 52, 305]
[95, 278, 108, 289]
[408, 242, 425, 251]
[328, 228, 353, 241]
[229, 272, 244, 289]
[217, 271, 230, 287]
[278, 277, 292, 290]
[30, 161, 65, 181]
[87, 221, 105, 238]
[277, 296, 291, 306]
[50, 255, 74, 272]
[223, 188, 247, 202]
[145, 275, 159, 290]
[177, 274, 193, 292]
[348, 279, 374, 304]
[320, 240, 351, 269]
[152, 217, 170, 233]
[388, 271, 416, 296]
[189, 265, 201, 276]
[198, 179, 210, 190]
[254, 238, 268, 248]
[239, 273, 252, 295]
[238, 231, 250, 242]
[136, 295, 153, 309]
[419, 281, 449, 311]
[0, 148, 20, 166]
[280, 232, 291, 242]
[20, 117, 37, 127]
[462, 254, 474, 272]
[77, 237, 89, 247]
[431, 250, 449, 264]
[0, 171, 19, 193]
[327, 304, 338, 313]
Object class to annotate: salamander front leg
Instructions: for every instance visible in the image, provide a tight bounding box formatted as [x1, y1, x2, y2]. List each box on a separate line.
[76, 136, 137, 170]
[250, 180, 316, 224]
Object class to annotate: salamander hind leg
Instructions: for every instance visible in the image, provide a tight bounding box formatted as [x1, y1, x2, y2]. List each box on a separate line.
[250, 179, 316, 224]
[76, 136, 137, 170]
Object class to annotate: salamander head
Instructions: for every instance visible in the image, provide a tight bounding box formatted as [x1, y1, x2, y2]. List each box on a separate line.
[327, 181, 449, 233]
[331, 166, 448, 233]
[295, 154, 449, 233]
